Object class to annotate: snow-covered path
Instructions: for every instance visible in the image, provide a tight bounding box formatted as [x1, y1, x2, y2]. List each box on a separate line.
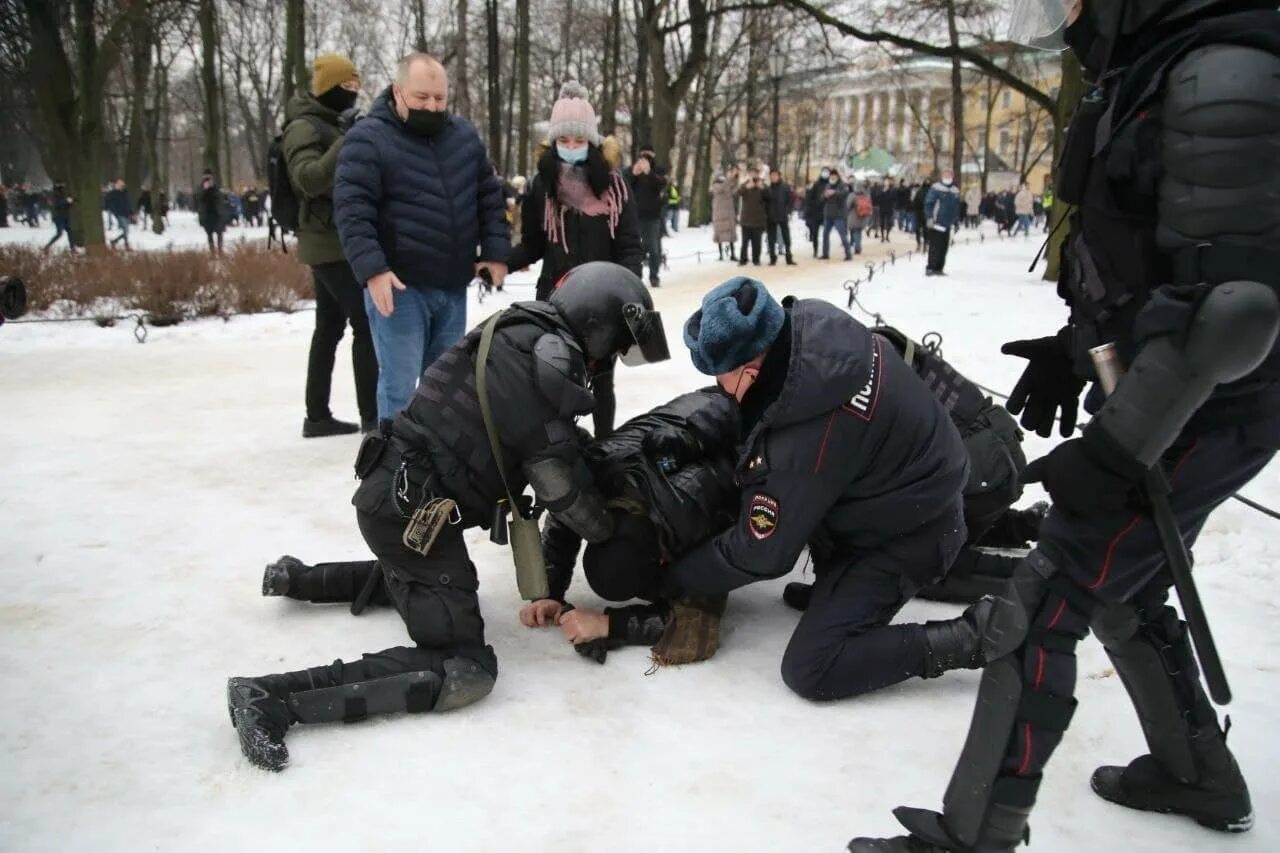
[1, 221, 1276, 851]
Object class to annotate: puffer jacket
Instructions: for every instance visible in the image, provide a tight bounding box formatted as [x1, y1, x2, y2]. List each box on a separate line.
[542, 389, 741, 600]
[282, 93, 345, 265]
[508, 137, 643, 300]
[334, 87, 510, 288]
[924, 181, 961, 229]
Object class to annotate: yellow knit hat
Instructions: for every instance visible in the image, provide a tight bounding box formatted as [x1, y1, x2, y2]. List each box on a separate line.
[311, 54, 360, 96]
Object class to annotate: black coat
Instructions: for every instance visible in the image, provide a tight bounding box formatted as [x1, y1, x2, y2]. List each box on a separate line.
[508, 143, 644, 300]
[667, 298, 969, 595]
[765, 181, 793, 224]
[626, 157, 668, 220]
[388, 302, 609, 539]
[542, 389, 741, 600]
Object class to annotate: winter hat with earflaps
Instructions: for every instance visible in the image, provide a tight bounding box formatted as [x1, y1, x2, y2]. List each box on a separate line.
[684, 277, 786, 375]
[547, 81, 601, 144]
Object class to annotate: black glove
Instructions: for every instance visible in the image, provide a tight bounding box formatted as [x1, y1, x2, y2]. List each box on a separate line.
[1001, 328, 1085, 438]
[1022, 428, 1147, 521]
[642, 425, 700, 471]
[574, 638, 611, 664]
[337, 107, 363, 132]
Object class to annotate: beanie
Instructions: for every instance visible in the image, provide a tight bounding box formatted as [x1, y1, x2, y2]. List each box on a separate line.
[683, 277, 785, 375]
[312, 54, 359, 96]
[547, 81, 601, 144]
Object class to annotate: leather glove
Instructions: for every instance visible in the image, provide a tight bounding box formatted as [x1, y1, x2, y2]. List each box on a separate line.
[642, 425, 700, 472]
[1022, 427, 1147, 521]
[337, 107, 363, 132]
[1002, 327, 1085, 438]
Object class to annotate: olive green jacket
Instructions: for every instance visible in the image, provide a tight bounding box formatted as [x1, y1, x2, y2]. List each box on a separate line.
[282, 93, 345, 266]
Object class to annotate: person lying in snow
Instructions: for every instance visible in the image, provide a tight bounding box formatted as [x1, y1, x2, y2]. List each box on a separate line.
[521, 388, 741, 665]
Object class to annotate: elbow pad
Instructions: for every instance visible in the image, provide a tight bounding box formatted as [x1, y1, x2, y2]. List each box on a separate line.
[524, 457, 615, 544]
[1093, 281, 1279, 467]
[533, 334, 595, 419]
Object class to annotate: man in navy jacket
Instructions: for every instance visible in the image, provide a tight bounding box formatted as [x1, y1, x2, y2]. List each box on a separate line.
[335, 53, 510, 424]
[923, 168, 961, 276]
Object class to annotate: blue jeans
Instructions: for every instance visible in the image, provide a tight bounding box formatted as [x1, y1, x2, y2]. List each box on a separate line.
[668, 207, 680, 231]
[363, 285, 468, 420]
[849, 226, 863, 254]
[1015, 213, 1031, 235]
[822, 217, 850, 258]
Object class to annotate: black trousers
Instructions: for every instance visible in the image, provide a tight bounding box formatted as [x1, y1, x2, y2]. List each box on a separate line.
[639, 217, 663, 282]
[273, 468, 496, 695]
[205, 228, 223, 254]
[877, 209, 894, 240]
[306, 260, 378, 424]
[780, 499, 965, 700]
[768, 220, 792, 261]
[945, 424, 1275, 826]
[739, 226, 764, 265]
[926, 227, 950, 272]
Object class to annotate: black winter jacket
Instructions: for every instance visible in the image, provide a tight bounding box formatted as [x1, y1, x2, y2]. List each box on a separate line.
[379, 302, 611, 543]
[667, 299, 969, 595]
[508, 140, 644, 300]
[542, 389, 741, 600]
[334, 88, 510, 289]
[626, 158, 668, 220]
[765, 181, 793, 224]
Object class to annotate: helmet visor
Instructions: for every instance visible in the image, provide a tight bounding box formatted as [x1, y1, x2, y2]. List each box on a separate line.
[619, 304, 671, 366]
[1008, 0, 1070, 51]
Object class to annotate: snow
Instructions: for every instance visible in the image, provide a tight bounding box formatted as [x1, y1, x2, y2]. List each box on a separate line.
[1, 217, 1276, 852]
[0, 210, 273, 254]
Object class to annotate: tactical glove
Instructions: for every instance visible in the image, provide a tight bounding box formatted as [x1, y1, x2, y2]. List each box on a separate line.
[1002, 328, 1085, 437]
[642, 425, 700, 470]
[1022, 427, 1147, 521]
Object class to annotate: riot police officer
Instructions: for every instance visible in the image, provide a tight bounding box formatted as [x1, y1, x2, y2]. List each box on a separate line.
[226, 262, 669, 772]
[851, 0, 1280, 848]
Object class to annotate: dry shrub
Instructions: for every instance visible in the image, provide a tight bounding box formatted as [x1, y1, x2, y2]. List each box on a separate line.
[0, 243, 317, 322]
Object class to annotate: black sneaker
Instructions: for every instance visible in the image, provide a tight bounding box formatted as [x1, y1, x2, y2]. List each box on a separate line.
[302, 416, 360, 438]
[227, 677, 292, 772]
[649, 276, 661, 288]
[360, 418, 378, 434]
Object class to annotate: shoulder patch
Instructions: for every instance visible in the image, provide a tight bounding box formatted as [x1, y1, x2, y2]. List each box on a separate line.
[842, 334, 883, 422]
[747, 492, 781, 541]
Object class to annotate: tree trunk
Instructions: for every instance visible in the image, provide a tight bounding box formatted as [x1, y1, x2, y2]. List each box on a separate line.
[217, 10, 234, 187]
[413, 0, 428, 51]
[503, 26, 518, 173]
[946, 0, 963, 181]
[484, 0, 501, 159]
[198, 0, 223, 182]
[632, 0, 650, 155]
[516, 0, 531, 175]
[455, 0, 472, 119]
[124, 7, 153, 207]
[283, 0, 307, 104]
[600, 0, 622, 136]
[1044, 52, 1082, 282]
[150, 43, 168, 235]
[642, 0, 709, 166]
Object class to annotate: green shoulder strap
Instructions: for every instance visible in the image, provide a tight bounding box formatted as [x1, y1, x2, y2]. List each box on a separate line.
[475, 312, 550, 600]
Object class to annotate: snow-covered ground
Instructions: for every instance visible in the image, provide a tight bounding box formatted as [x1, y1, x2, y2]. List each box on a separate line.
[0, 209, 272, 254]
[1, 218, 1276, 851]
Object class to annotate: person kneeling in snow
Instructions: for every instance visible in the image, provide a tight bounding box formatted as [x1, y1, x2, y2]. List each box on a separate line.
[669, 277, 995, 701]
[520, 388, 741, 665]
[226, 263, 669, 772]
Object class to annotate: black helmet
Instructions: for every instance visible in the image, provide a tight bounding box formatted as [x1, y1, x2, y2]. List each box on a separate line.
[550, 262, 670, 366]
[1008, 0, 1242, 51]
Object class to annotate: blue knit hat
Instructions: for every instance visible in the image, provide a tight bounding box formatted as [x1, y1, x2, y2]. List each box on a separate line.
[683, 277, 786, 375]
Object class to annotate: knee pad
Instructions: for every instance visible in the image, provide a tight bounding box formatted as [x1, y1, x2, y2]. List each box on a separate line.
[435, 657, 496, 712]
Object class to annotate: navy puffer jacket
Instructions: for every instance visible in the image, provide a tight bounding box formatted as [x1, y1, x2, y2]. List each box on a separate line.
[334, 88, 510, 289]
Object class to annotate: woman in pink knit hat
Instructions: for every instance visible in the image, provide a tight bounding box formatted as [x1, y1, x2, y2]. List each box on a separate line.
[508, 81, 644, 437]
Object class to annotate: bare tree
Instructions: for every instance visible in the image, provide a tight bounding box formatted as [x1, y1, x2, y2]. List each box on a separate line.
[283, 0, 306, 103]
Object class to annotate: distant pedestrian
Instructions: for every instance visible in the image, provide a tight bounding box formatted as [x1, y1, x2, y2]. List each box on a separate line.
[198, 171, 228, 253]
[923, 169, 961, 276]
[736, 167, 768, 266]
[819, 167, 852, 261]
[765, 168, 796, 266]
[627, 143, 668, 287]
[43, 184, 74, 253]
[710, 166, 738, 261]
[104, 179, 132, 250]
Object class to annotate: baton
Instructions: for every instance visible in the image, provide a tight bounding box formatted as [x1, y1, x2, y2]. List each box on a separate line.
[1089, 344, 1231, 704]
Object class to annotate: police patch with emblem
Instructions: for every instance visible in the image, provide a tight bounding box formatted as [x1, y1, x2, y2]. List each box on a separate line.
[748, 493, 780, 540]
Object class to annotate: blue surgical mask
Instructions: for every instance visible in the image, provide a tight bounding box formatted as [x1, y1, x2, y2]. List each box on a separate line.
[557, 144, 589, 164]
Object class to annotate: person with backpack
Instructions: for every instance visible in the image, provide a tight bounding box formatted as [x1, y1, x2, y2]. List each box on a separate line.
[281, 53, 378, 438]
[846, 184, 872, 256]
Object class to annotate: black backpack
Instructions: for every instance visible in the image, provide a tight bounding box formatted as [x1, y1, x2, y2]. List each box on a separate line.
[266, 115, 334, 235]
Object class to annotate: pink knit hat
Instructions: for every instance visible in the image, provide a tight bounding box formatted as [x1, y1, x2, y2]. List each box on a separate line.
[547, 81, 600, 144]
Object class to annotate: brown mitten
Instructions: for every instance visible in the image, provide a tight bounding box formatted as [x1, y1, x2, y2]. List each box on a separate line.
[650, 594, 727, 666]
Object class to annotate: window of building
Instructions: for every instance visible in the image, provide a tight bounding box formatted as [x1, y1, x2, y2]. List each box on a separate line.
[999, 129, 1011, 155]
[1002, 91, 1012, 109]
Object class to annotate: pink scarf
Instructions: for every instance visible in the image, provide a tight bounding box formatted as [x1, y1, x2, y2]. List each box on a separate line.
[544, 162, 629, 252]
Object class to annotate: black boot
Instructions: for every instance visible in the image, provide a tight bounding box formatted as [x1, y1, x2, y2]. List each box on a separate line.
[918, 549, 1024, 605]
[921, 597, 994, 678]
[783, 581, 813, 611]
[1091, 733, 1253, 832]
[302, 416, 360, 438]
[360, 417, 378, 434]
[227, 676, 292, 772]
[786, 255, 797, 266]
[262, 555, 303, 596]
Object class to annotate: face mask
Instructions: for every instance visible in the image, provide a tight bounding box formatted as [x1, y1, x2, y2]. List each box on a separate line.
[943, 177, 954, 186]
[828, 176, 838, 184]
[556, 144, 589, 164]
[397, 90, 448, 137]
[820, 171, 830, 180]
[318, 86, 358, 114]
